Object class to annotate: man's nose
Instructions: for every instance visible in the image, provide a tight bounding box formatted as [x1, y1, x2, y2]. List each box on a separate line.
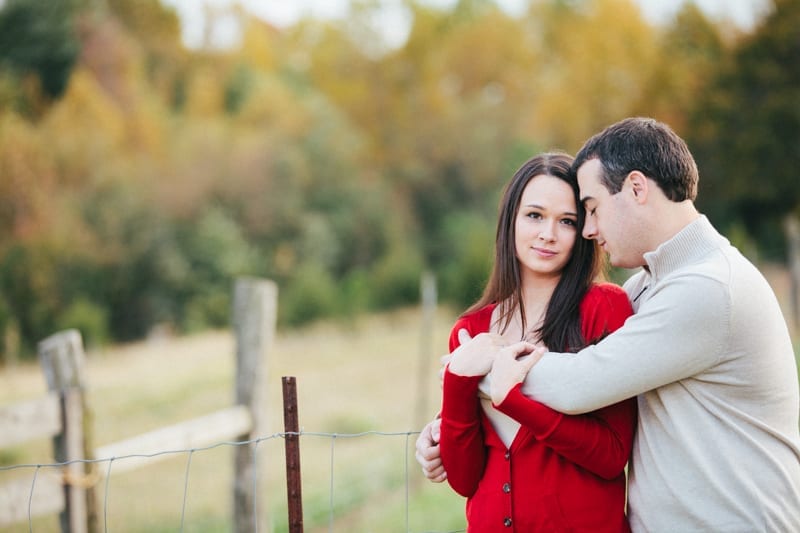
[583, 218, 597, 240]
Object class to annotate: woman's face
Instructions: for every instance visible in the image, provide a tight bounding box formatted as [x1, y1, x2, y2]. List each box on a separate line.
[514, 175, 579, 282]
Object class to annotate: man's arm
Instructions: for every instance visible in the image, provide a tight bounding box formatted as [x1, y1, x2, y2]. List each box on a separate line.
[521, 275, 729, 413]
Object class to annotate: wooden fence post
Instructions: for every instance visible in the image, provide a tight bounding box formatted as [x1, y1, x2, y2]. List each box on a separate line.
[38, 329, 95, 533]
[232, 278, 277, 533]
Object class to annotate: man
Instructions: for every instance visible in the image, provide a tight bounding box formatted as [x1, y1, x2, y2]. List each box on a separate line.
[417, 117, 800, 532]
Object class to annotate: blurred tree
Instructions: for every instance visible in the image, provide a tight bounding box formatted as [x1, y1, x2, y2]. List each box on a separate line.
[0, 112, 57, 249]
[184, 65, 227, 117]
[688, 0, 800, 322]
[79, 179, 184, 341]
[41, 67, 127, 184]
[523, 0, 659, 149]
[106, 0, 188, 107]
[634, 3, 726, 132]
[176, 206, 257, 331]
[106, 0, 182, 54]
[689, 0, 799, 257]
[0, 0, 82, 109]
[373, 2, 529, 274]
[1, 0, 784, 351]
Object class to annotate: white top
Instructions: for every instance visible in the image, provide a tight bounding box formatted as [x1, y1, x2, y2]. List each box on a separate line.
[517, 216, 800, 532]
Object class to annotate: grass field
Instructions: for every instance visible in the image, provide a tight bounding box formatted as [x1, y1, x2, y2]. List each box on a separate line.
[0, 306, 467, 533]
[1, 265, 798, 532]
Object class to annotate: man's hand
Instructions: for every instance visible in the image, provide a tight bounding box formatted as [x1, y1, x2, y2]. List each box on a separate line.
[415, 418, 446, 482]
[488, 342, 546, 405]
[447, 329, 504, 377]
[438, 353, 451, 388]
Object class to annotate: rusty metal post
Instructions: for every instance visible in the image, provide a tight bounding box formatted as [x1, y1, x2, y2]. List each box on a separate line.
[282, 376, 303, 533]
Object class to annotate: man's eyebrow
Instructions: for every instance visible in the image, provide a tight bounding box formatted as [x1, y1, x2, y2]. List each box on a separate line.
[580, 195, 593, 206]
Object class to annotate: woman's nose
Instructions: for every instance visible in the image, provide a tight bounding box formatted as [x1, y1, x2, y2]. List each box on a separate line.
[539, 222, 556, 242]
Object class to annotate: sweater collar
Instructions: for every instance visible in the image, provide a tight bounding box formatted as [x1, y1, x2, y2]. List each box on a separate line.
[642, 215, 728, 280]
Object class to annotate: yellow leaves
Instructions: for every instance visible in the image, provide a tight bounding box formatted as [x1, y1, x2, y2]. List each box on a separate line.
[435, 8, 537, 101]
[234, 73, 312, 135]
[42, 67, 126, 183]
[183, 66, 226, 118]
[48, 67, 127, 145]
[0, 111, 55, 244]
[524, 0, 660, 149]
[239, 18, 278, 72]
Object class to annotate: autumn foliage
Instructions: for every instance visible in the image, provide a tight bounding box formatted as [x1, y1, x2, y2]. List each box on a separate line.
[0, 0, 795, 358]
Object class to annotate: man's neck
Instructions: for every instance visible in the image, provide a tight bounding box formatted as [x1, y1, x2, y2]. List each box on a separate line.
[648, 201, 701, 252]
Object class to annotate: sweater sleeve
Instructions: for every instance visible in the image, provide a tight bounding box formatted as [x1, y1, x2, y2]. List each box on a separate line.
[494, 284, 637, 479]
[439, 312, 491, 497]
[522, 274, 730, 413]
[439, 369, 486, 496]
[496, 386, 636, 479]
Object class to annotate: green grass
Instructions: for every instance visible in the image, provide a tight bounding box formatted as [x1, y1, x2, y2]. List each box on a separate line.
[0, 307, 467, 532]
[2, 281, 797, 532]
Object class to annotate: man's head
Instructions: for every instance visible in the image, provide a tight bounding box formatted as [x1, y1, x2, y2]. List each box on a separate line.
[574, 117, 698, 201]
[573, 117, 700, 268]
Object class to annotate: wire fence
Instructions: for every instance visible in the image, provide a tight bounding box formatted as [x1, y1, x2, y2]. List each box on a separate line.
[1, 278, 456, 531]
[1, 430, 466, 533]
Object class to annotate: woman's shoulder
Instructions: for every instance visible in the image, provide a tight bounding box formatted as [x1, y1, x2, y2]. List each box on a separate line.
[585, 282, 628, 301]
[453, 303, 496, 332]
[579, 283, 633, 340]
[449, 303, 496, 349]
[581, 282, 632, 314]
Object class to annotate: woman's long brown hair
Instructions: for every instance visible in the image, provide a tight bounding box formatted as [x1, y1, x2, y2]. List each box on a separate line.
[463, 152, 604, 351]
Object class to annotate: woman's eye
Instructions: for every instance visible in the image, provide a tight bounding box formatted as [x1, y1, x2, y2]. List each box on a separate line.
[562, 218, 577, 226]
[527, 212, 541, 219]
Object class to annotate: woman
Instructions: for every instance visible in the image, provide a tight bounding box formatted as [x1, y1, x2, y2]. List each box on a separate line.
[439, 153, 636, 532]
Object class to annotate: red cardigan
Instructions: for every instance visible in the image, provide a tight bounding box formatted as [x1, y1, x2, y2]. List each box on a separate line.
[440, 283, 636, 532]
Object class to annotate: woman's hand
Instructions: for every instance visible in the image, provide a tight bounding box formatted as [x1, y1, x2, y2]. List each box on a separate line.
[447, 330, 504, 377]
[488, 342, 547, 405]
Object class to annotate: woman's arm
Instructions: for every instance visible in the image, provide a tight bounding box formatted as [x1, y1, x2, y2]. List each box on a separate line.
[438, 315, 498, 497]
[522, 276, 729, 413]
[495, 385, 636, 479]
[489, 284, 637, 479]
[439, 369, 486, 496]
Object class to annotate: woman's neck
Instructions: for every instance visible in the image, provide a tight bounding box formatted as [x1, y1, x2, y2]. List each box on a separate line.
[520, 278, 557, 331]
[493, 273, 560, 342]
[520, 271, 559, 316]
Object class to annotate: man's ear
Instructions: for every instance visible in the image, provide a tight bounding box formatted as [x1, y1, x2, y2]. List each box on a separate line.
[626, 171, 649, 204]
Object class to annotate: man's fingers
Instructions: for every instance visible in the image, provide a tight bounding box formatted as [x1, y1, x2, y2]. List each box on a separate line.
[425, 465, 447, 482]
[500, 340, 540, 359]
[519, 349, 543, 373]
[415, 448, 437, 466]
[430, 418, 442, 442]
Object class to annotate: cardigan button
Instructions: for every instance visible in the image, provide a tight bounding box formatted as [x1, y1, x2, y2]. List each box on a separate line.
[502, 482, 511, 493]
[503, 517, 512, 527]
[504, 451, 510, 460]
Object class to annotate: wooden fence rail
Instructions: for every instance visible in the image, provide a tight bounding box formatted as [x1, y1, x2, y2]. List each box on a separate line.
[0, 277, 277, 532]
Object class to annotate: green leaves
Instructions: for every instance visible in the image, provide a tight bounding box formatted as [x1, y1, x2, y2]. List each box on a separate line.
[0, 0, 80, 99]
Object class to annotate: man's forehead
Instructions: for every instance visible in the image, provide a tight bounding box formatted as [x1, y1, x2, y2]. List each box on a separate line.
[577, 159, 603, 200]
[576, 158, 603, 180]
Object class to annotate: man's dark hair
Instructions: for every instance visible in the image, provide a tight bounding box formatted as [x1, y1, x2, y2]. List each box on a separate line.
[573, 117, 699, 201]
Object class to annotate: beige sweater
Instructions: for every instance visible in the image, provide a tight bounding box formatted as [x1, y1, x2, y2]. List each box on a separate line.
[519, 216, 800, 532]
